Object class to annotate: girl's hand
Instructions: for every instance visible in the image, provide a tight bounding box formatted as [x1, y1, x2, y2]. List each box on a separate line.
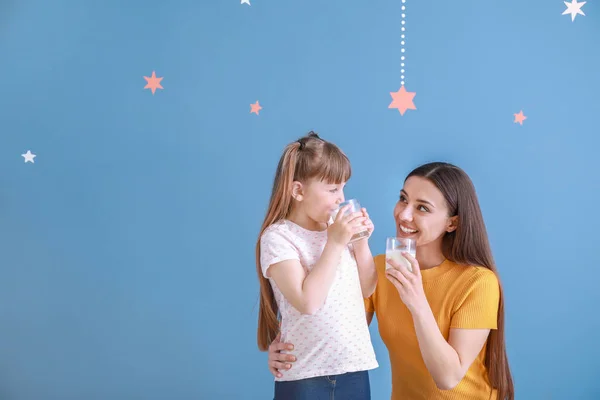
[360, 207, 374, 239]
[328, 205, 367, 247]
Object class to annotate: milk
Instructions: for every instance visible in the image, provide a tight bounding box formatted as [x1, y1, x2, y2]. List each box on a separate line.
[329, 201, 370, 243]
[385, 249, 414, 272]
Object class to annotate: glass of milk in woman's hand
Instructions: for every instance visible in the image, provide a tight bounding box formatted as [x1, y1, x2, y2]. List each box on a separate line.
[386, 237, 416, 272]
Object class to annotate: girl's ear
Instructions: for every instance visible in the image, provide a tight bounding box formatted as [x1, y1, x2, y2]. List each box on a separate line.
[291, 181, 304, 201]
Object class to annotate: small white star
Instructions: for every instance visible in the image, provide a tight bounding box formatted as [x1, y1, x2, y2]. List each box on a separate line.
[22, 150, 36, 163]
[563, 0, 586, 22]
[241, 0, 251, 5]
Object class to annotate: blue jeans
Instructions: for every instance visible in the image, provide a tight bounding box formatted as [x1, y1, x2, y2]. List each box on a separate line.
[274, 370, 371, 400]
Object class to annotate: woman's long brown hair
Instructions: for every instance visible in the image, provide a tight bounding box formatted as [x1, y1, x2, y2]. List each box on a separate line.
[407, 162, 515, 400]
[256, 132, 351, 351]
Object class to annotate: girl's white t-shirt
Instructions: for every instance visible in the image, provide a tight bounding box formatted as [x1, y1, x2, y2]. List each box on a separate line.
[260, 220, 378, 382]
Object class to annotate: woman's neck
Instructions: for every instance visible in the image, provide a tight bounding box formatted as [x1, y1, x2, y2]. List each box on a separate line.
[416, 240, 446, 270]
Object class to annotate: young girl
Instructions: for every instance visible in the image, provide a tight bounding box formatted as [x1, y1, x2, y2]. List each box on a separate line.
[255, 132, 379, 400]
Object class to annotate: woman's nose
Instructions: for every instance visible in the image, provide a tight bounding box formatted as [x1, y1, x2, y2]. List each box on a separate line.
[398, 206, 412, 221]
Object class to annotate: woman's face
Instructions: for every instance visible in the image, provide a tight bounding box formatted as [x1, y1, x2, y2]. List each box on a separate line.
[393, 176, 457, 248]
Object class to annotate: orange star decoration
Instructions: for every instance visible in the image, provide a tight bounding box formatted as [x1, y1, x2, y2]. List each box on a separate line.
[144, 71, 163, 95]
[389, 86, 416, 115]
[250, 101, 262, 115]
[514, 110, 527, 125]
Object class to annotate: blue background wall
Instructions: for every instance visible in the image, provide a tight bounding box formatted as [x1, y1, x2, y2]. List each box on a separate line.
[1, 0, 598, 399]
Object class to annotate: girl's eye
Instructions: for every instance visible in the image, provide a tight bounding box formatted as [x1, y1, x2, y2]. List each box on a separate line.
[399, 195, 407, 202]
[330, 188, 338, 193]
[418, 205, 429, 212]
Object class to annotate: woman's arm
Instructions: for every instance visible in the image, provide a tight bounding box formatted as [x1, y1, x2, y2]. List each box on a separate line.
[385, 254, 499, 390]
[411, 303, 491, 389]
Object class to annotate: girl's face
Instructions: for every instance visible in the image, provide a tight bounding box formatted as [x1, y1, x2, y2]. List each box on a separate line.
[293, 178, 346, 225]
[394, 176, 457, 248]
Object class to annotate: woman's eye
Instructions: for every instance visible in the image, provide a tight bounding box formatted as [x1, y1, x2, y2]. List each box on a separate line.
[418, 205, 429, 212]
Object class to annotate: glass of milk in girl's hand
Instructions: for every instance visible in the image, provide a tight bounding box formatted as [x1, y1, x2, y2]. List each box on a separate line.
[386, 237, 416, 272]
[329, 199, 370, 243]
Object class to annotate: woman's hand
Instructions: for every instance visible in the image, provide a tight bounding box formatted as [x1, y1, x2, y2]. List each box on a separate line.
[267, 333, 297, 378]
[385, 252, 428, 313]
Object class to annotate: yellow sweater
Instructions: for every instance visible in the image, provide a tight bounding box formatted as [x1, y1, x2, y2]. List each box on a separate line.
[365, 255, 500, 400]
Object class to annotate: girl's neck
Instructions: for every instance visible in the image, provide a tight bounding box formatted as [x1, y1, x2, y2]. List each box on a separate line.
[287, 208, 327, 232]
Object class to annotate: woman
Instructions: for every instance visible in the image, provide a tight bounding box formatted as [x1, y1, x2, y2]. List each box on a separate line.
[266, 162, 514, 400]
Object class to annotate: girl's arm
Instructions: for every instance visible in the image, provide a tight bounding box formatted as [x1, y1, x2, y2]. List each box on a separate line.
[352, 240, 377, 298]
[264, 208, 365, 315]
[268, 241, 345, 315]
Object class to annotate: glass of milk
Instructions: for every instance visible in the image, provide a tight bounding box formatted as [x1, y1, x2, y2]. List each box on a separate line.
[329, 199, 370, 243]
[386, 237, 416, 272]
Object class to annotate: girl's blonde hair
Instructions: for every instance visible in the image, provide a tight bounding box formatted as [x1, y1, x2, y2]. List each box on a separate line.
[255, 132, 351, 351]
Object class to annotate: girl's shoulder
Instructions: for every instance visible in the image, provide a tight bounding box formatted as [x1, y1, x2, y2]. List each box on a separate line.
[262, 220, 287, 235]
[261, 220, 294, 244]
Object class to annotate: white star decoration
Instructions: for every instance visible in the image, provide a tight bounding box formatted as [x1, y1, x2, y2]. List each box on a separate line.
[241, 0, 251, 5]
[22, 150, 36, 163]
[563, 0, 586, 21]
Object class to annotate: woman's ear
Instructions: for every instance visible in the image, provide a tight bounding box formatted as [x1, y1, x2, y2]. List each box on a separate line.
[447, 215, 458, 233]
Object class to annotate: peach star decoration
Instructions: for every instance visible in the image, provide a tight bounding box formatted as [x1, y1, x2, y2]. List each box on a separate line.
[250, 101, 262, 115]
[389, 86, 416, 116]
[514, 110, 527, 125]
[144, 71, 163, 95]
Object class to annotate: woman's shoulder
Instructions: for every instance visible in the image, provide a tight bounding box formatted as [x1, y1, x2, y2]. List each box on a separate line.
[447, 261, 500, 296]
[450, 261, 498, 281]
